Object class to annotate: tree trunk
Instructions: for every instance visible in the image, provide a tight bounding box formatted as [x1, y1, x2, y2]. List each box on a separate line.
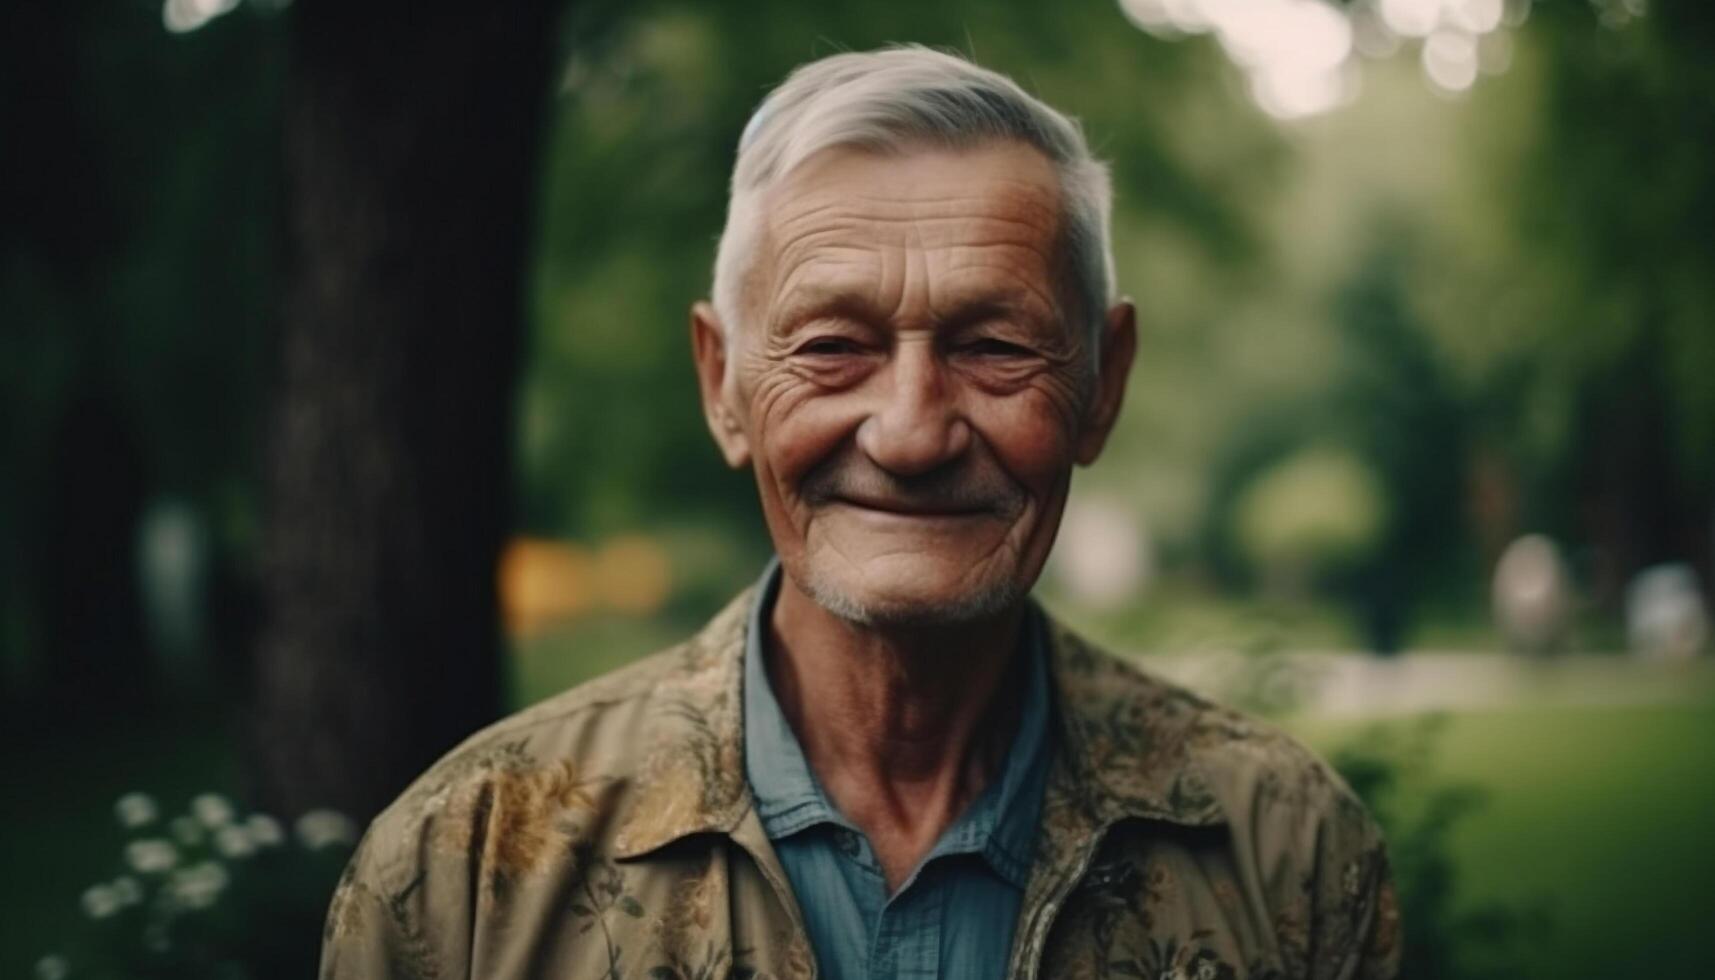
[253, 0, 557, 820]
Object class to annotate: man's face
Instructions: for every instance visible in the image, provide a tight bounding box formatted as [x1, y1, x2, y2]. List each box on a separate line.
[694, 142, 1135, 626]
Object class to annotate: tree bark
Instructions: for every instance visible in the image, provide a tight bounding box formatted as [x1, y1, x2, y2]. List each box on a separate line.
[253, 0, 557, 820]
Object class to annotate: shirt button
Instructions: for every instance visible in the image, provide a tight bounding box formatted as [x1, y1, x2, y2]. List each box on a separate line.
[834, 828, 862, 857]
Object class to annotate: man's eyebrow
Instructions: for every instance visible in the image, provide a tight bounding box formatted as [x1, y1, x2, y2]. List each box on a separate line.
[935, 302, 1023, 333]
[936, 286, 1061, 330]
[770, 289, 888, 333]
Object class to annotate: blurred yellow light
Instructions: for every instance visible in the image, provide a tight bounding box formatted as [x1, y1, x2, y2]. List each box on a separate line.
[594, 535, 673, 615]
[498, 537, 593, 639]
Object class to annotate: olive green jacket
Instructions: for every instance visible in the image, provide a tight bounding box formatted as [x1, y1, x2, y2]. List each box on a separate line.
[320, 589, 1400, 980]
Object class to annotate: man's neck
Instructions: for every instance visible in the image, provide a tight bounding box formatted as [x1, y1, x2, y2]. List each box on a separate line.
[766, 573, 1028, 892]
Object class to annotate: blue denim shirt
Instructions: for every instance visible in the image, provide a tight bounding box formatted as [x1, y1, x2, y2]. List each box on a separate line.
[742, 561, 1053, 980]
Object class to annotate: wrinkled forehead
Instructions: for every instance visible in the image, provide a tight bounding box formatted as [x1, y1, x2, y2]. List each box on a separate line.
[747, 142, 1075, 315]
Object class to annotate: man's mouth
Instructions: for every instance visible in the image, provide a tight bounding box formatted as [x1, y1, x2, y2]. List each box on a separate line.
[830, 494, 993, 518]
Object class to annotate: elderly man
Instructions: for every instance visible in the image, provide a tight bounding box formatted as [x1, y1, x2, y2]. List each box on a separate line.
[321, 47, 1398, 980]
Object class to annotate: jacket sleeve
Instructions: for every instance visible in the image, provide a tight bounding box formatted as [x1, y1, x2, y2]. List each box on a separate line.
[1352, 857, 1403, 980]
[318, 826, 470, 980]
[318, 861, 409, 980]
[1309, 799, 1402, 980]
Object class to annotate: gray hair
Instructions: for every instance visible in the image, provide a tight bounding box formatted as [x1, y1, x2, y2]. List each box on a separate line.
[711, 45, 1116, 361]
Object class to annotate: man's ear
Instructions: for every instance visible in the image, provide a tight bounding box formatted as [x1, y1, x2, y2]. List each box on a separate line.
[690, 301, 751, 469]
[1075, 299, 1138, 466]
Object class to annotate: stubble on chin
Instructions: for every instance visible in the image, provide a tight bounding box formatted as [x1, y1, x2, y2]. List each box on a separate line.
[793, 560, 1027, 629]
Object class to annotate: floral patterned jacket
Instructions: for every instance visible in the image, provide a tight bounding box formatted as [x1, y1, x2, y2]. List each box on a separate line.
[320, 588, 1400, 980]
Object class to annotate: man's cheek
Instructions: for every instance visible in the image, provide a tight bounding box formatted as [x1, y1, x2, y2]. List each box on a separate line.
[759, 393, 864, 485]
[981, 396, 1080, 485]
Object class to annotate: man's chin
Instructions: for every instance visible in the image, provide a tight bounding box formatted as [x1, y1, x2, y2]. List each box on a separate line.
[797, 568, 1026, 629]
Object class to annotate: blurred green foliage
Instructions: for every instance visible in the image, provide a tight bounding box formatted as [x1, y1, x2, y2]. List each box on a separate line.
[1234, 445, 1387, 583]
[29, 792, 355, 980]
[1, 1, 281, 701]
[1330, 717, 1549, 980]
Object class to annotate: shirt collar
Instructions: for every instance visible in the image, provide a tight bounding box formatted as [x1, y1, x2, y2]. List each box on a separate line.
[742, 561, 841, 836]
[741, 559, 1053, 889]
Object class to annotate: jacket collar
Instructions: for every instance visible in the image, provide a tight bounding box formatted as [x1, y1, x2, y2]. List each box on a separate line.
[610, 588, 754, 859]
[612, 584, 1223, 861]
[1040, 615, 1225, 830]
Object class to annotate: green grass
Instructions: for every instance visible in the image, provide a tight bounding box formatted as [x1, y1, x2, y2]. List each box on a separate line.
[1289, 702, 1715, 978]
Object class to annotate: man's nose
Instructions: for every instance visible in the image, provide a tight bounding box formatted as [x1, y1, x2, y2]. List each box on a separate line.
[855, 340, 971, 476]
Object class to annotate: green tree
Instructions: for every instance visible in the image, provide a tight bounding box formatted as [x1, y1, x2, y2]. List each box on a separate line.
[1489, 1, 1715, 603]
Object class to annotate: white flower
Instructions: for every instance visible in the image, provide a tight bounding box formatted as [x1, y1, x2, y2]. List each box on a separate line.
[81, 884, 122, 919]
[165, 861, 229, 910]
[110, 875, 143, 907]
[125, 839, 179, 874]
[191, 793, 235, 828]
[115, 792, 159, 829]
[295, 809, 358, 850]
[169, 815, 204, 847]
[213, 824, 255, 859]
[245, 813, 285, 848]
[34, 954, 70, 980]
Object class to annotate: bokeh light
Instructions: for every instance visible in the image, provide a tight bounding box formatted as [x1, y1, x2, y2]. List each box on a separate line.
[161, 0, 239, 34]
[1121, 0, 1534, 117]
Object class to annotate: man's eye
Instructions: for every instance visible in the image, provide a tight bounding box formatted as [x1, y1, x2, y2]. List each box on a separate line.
[962, 338, 1033, 358]
[797, 337, 860, 356]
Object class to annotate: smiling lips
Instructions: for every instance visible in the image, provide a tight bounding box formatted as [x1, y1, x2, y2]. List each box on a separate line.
[830, 494, 994, 518]
[798, 442, 1028, 522]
